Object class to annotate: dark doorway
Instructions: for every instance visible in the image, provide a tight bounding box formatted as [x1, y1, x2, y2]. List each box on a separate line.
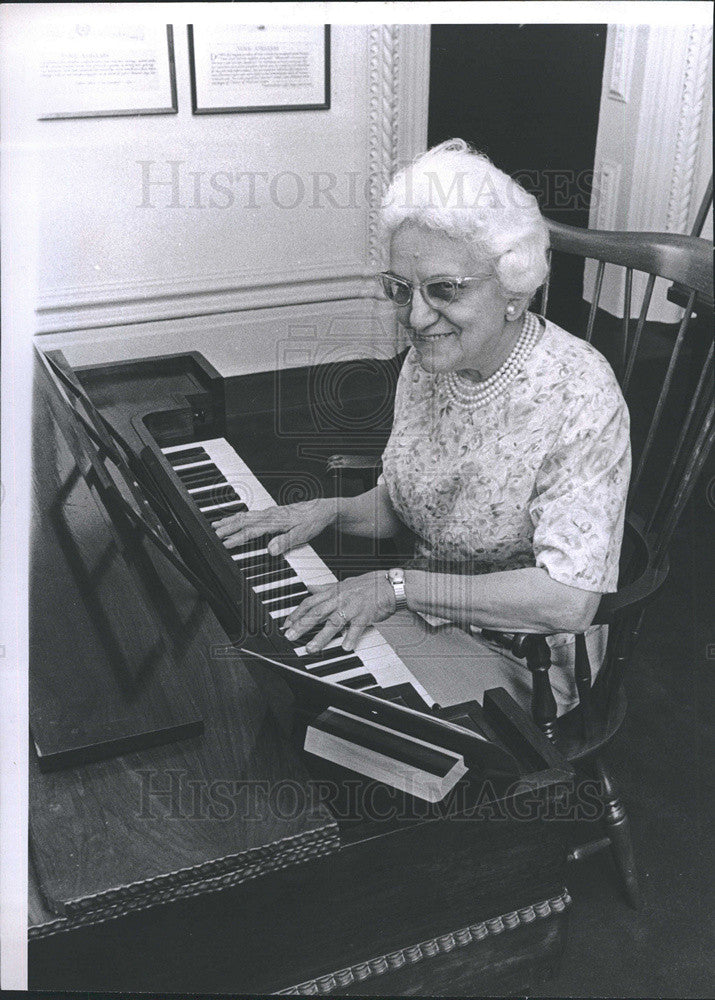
[428, 24, 607, 329]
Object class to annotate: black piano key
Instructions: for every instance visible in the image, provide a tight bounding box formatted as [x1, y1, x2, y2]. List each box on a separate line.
[176, 466, 226, 488]
[256, 580, 308, 601]
[244, 566, 295, 584]
[165, 447, 210, 466]
[196, 489, 242, 509]
[221, 534, 272, 554]
[194, 485, 242, 508]
[295, 624, 324, 643]
[338, 673, 379, 689]
[306, 656, 365, 677]
[277, 622, 325, 645]
[203, 502, 248, 522]
[174, 459, 221, 476]
[295, 643, 353, 667]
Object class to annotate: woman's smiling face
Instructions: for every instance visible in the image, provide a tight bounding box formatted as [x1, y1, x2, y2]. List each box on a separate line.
[389, 222, 516, 378]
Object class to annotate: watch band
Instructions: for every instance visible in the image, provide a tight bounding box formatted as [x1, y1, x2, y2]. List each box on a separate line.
[387, 568, 408, 612]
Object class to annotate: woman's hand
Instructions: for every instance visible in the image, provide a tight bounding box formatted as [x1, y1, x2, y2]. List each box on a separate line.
[214, 498, 336, 556]
[283, 571, 397, 652]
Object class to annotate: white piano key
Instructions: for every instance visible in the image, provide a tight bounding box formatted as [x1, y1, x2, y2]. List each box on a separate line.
[199, 500, 246, 514]
[187, 481, 229, 496]
[172, 459, 214, 471]
[231, 548, 269, 561]
[262, 591, 309, 607]
[312, 665, 372, 685]
[269, 605, 299, 620]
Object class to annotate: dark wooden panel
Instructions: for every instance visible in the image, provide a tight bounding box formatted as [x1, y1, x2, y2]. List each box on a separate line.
[29, 371, 338, 918]
[30, 775, 567, 992]
[29, 386, 204, 769]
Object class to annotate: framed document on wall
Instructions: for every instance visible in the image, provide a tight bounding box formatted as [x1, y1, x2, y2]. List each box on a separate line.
[36, 23, 178, 120]
[188, 25, 330, 114]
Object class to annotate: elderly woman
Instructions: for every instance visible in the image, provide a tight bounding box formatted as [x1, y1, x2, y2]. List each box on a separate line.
[216, 139, 631, 714]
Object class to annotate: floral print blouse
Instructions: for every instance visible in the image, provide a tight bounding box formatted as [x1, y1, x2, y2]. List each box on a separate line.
[381, 312, 631, 594]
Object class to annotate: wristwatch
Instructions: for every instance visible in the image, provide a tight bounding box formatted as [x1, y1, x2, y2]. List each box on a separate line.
[386, 567, 408, 612]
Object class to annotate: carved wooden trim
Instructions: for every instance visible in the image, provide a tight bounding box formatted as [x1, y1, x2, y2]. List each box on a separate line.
[593, 159, 622, 230]
[277, 889, 572, 995]
[367, 24, 401, 270]
[30, 823, 340, 937]
[665, 24, 713, 234]
[627, 25, 712, 234]
[608, 25, 637, 104]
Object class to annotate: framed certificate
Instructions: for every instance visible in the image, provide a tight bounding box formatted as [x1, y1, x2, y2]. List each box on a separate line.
[188, 24, 330, 114]
[36, 23, 178, 120]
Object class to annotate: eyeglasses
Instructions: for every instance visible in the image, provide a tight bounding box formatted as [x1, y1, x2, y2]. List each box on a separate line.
[377, 271, 490, 309]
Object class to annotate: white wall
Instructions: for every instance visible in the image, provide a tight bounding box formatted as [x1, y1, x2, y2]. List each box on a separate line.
[4, 7, 429, 372]
[588, 23, 713, 319]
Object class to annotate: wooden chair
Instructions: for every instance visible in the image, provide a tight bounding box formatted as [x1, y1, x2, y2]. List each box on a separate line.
[327, 221, 714, 908]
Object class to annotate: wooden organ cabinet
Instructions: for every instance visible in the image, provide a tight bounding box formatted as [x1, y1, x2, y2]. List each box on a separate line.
[28, 346, 574, 994]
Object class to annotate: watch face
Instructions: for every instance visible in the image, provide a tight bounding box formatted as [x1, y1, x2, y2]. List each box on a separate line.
[389, 568, 404, 584]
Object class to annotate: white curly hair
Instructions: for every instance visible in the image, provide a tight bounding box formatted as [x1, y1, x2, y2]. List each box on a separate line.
[380, 138, 549, 298]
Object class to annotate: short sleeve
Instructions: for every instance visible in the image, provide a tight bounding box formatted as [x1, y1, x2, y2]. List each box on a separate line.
[529, 377, 631, 593]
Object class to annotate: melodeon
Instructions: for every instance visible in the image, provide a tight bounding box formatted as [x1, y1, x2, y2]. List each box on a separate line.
[29, 346, 573, 994]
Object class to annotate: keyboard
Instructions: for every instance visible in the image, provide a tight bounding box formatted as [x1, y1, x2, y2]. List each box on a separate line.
[161, 439, 435, 711]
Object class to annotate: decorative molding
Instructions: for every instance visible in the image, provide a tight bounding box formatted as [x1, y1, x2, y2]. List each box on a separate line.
[367, 24, 401, 270]
[395, 25, 431, 169]
[665, 24, 713, 234]
[30, 824, 340, 937]
[37, 259, 369, 312]
[593, 159, 622, 230]
[34, 297, 401, 376]
[627, 27, 686, 232]
[278, 889, 572, 995]
[608, 25, 637, 104]
[34, 271, 380, 335]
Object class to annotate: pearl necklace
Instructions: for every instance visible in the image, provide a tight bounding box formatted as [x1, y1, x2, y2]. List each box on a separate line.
[442, 312, 540, 410]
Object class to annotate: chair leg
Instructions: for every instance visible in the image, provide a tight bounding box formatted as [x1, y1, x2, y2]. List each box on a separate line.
[523, 635, 557, 740]
[593, 757, 641, 909]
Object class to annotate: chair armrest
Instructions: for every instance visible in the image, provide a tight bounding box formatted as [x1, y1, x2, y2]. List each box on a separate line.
[593, 560, 669, 623]
[326, 454, 383, 472]
[327, 453, 383, 498]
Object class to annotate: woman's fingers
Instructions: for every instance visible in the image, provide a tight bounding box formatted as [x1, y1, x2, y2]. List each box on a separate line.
[342, 617, 369, 651]
[283, 589, 335, 641]
[214, 508, 282, 547]
[302, 618, 344, 654]
[267, 522, 320, 556]
[214, 500, 330, 553]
